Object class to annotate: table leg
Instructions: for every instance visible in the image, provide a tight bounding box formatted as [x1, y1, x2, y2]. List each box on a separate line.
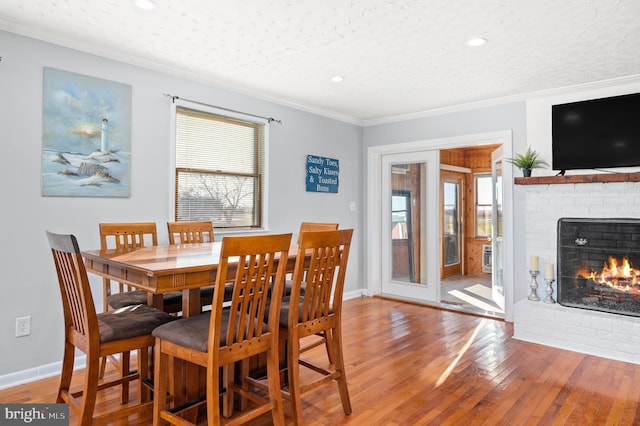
[182, 288, 201, 318]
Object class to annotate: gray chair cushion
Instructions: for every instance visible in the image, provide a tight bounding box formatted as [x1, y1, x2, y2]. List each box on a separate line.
[199, 284, 234, 305]
[284, 280, 307, 297]
[107, 290, 183, 310]
[98, 304, 177, 343]
[276, 295, 333, 328]
[152, 310, 267, 352]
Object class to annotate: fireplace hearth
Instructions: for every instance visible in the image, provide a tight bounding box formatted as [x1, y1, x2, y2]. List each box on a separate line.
[558, 218, 640, 317]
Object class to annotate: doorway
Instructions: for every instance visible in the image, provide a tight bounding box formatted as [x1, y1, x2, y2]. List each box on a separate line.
[439, 145, 504, 317]
[366, 131, 514, 320]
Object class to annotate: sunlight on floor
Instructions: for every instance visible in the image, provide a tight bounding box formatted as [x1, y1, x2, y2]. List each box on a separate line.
[447, 288, 504, 313]
[465, 283, 494, 300]
[436, 318, 488, 387]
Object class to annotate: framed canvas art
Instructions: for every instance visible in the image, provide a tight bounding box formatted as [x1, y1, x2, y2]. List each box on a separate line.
[41, 67, 132, 197]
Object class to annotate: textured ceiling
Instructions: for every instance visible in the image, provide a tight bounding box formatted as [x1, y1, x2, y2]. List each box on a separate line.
[1, 0, 639, 123]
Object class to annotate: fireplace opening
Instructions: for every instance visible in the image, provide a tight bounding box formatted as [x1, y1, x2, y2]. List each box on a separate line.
[557, 218, 640, 317]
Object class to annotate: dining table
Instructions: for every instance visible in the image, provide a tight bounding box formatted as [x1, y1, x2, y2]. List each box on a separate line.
[82, 240, 299, 419]
[82, 240, 299, 317]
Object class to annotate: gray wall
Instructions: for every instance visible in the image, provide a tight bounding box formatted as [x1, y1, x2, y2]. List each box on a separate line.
[364, 103, 527, 147]
[0, 30, 363, 380]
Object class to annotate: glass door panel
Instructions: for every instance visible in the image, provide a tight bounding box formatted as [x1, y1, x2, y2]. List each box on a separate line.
[392, 190, 415, 282]
[441, 172, 463, 278]
[381, 151, 439, 302]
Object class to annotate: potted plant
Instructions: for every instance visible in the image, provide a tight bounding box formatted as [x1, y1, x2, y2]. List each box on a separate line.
[505, 146, 549, 177]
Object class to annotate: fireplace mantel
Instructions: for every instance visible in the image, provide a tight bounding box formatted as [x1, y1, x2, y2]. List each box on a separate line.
[514, 172, 640, 185]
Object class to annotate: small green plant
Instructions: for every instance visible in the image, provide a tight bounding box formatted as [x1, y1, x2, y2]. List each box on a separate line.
[505, 146, 548, 176]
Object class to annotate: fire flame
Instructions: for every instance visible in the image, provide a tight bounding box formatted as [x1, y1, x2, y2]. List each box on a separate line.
[579, 256, 640, 294]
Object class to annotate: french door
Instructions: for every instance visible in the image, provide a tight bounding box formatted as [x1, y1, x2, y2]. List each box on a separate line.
[381, 150, 439, 303]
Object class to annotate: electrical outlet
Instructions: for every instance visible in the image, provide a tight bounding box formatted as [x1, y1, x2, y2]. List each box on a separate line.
[16, 316, 31, 337]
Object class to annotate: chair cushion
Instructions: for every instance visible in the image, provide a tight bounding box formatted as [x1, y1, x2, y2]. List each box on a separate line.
[277, 296, 333, 328]
[152, 310, 268, 352]
[98, 304, 177, 343]
[107, 290, 183, 310]
[283, 280, 306, 297]
[198, 284, 233, 307]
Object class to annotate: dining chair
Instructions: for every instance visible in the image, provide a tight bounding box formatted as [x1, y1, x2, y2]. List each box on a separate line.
[46, 231, 177, 425]
[166, 221, 231, 307]
[280, 222, 339, 298]
[99, 222, 183, 314]
[99, 222, 183, 379]
[288, 222, 340, 361]
[248, 229, 353, 426]
[151, 233, 292, 426]
[167, 221, 214, 244]
[296, 221, 339, 244]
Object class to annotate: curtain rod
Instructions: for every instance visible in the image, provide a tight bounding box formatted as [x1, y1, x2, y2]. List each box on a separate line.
[163, 93, 282, 124]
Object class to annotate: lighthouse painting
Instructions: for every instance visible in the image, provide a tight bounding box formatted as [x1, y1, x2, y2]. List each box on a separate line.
[41, 67, 132, 197]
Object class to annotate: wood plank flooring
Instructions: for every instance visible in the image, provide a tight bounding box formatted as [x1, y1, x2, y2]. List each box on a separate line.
[2, 296, 640, 425]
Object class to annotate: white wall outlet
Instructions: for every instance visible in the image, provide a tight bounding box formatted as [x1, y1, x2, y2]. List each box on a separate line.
[16, 316, 31, 337]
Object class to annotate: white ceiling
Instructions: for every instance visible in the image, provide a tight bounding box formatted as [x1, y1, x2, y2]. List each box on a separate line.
[1, 0, 639, 124]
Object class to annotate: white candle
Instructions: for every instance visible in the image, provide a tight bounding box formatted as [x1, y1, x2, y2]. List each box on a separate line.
[545, 263, 554, 280]
[530, 255, 539, 271]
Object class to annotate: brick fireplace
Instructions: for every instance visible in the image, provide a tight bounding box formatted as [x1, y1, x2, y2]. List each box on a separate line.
[513, 173, 640, 364]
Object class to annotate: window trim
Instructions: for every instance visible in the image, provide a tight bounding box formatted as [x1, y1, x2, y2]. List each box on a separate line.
[169, 99, 269, 234]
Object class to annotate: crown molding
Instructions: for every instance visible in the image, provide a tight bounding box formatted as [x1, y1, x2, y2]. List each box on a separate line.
[363, 74, 640, 127]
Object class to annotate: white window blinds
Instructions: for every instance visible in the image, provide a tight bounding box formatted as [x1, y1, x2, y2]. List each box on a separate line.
[175, 106, 265, 229]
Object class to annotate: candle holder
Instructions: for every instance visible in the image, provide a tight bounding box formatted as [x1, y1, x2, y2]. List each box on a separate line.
[527, 270, 540, 301]
[544, 278, 556, 304]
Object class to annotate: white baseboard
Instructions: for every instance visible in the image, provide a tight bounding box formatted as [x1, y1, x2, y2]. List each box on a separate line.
[0, 355, 86, 391]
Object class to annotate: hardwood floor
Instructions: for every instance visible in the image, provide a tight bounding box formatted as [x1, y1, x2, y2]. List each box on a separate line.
[2, 297, 640, 425]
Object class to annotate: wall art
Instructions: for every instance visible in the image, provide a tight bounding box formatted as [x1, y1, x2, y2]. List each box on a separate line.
[41, 67, 132, 197]
[306, 154, 339, 193]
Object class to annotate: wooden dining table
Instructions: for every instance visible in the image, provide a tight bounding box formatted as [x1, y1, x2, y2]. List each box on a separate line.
[82, 241, 299, 317]
[82, 240, 299, 419]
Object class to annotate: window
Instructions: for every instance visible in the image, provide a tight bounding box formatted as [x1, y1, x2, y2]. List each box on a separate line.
[174, 104, 267, 229]
[475, 173, 492, 238]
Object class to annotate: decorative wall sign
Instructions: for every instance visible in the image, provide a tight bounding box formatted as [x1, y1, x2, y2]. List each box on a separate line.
[306, 154, 339, 193]
[41, 67, 132, 197]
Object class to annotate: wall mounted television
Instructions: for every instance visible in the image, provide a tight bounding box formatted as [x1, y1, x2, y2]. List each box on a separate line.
[551, 92, 640, 173]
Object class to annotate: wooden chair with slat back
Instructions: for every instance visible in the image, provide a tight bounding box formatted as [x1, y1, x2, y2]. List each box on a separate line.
[99, 222, 182, 314]
[297, 221, 339, 244]
[286, 222, 338, 296]
[291, 222, 339, 359]
[98, 223, 183, 379]
[267, 229, 354, 425]
[46, 231, 176, 425]
[244, 229, 353, 425]
[99, 222, 159, 312]
[152, 233, 292, 426]
[167, 221, 214, 244]
[166, 221, 230, 307]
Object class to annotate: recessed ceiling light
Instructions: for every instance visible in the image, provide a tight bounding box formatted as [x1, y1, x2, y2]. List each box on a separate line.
[331, 76, 344, 83]
[135, 0, 156, 10]
[467, 37, 487, 47]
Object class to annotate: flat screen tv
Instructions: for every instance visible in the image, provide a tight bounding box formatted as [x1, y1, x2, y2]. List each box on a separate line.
[551, 92, 640, 172]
